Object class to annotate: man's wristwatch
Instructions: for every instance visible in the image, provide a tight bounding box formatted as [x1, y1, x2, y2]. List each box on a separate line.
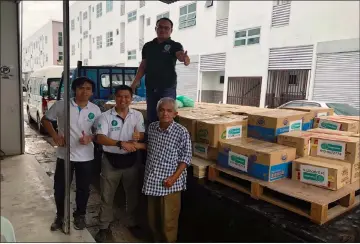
[116, 141, 122, 148]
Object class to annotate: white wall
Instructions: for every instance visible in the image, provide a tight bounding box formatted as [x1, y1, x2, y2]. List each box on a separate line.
[1, 1, 23, 155]
[224, 1, 359, 106]
[22, 20, 59, 73]
[202, 71, 224, 91]
[69, 1, 225, 66]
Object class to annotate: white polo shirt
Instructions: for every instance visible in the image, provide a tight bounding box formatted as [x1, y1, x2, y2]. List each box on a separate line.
[45, 98, 102, 162]
[96, 107, 145, 154]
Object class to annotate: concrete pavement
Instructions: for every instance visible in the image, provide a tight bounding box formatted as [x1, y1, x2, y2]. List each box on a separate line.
[1, 154, 95, 242]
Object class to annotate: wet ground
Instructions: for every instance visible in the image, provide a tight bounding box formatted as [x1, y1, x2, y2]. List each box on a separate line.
[23, 105, 142, 242]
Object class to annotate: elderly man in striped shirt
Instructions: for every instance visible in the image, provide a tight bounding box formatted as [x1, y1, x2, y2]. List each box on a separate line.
[143, 97, 192, 243]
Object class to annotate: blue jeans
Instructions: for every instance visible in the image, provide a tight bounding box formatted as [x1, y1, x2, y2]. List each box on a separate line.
[146, 86, 177, 125]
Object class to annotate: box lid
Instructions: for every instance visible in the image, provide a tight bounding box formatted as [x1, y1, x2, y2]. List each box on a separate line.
[294, 156, 350, 169]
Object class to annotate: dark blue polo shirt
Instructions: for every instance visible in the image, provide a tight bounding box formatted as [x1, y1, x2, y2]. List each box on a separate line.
[142, 38, 183, 90]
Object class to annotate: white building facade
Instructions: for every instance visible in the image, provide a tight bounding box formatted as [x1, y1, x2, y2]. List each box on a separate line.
[22, 20, 64, 74]
[69, 0, 360, 108]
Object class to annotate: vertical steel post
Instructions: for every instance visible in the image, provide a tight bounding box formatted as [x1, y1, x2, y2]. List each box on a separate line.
[62, 0, 71, 235]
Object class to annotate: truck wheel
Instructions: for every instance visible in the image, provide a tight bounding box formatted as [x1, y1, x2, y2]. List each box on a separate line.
[27, 108, 34, 124]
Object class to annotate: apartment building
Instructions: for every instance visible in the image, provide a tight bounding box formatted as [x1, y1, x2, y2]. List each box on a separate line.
[69, 1, 360, 108]
[22, 20, 64, 74]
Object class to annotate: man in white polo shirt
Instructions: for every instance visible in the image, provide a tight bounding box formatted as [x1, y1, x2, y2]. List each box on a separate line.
[94, 85, 146, 242]
[41, 77, 101, 231]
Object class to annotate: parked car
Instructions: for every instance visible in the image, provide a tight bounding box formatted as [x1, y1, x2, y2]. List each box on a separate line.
[278, 100, 360, 116]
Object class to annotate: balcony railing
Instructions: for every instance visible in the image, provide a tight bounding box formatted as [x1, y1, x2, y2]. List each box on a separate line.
[215, 18, 228, 37]
[120, 42, 125, 54]
[139, 38, 144, 51]
[120, 4, 125, 16]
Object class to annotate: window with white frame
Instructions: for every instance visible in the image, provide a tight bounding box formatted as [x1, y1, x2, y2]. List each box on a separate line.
[71, 19, 75, 30]
[128, 10, 137, 23]
[234, 27, 261, 47]
[84, 59, 89, 65]
[106, 31, 113, 47]
[106, 0, 113, 13]
[83, 11, 88, 20]
[156, 12, 170, 21]
[71, 45, 75, 55]
[127, 50, 136, 60]
[58, 32, 63, 46]
[139, 0, 145, 8]
[83, 31, 88, 39]
[146, 17, 151, 26]
[96, 3, 102, 18]
[58, 52, 63, 61]
[179, 2, 196, 29]
[97, 35, 103, 49]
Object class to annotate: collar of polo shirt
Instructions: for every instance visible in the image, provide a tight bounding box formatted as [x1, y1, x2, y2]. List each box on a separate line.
[71, 98, 89, 109]
[156, 121, 175, 133]
[110, 107, 134, 116]
[153, 37, 172, 44]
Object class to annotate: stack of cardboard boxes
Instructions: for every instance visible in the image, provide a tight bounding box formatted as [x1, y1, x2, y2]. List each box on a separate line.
[276, 111, 359, 190]
[132, 102, 359, 191]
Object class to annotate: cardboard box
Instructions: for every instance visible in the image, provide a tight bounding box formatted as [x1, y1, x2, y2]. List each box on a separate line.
[292, 156, 351, 190]
[277, 131, 319, 157]
[310, 134, 359, 183]
[314, 116, 359, 133]
[351, 133, 360, 138]
[308, 128, 356, 137]
[178, 113, 220, 141]
[334, 115, 360, 122]
[247, 109, 310, 142]
[196, 115, 248, 147]
[280, 107, 334, 130]
[218, 138, 296, 182]
[192, 142, 218, 161]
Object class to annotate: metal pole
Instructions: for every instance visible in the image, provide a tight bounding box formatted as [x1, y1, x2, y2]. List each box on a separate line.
[62, 0, 71, 235]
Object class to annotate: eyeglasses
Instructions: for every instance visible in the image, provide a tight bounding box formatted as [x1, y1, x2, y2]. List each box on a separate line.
[156, 25, 171, 31]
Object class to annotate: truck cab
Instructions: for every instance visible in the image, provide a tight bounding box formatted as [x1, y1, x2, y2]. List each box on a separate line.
[57, 61, 146, 108]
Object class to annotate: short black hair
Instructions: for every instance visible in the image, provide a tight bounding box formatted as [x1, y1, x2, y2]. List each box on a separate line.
[71, 76, 95, 92]
[114, 85, 133, 96]
[156, 17, 173, 28]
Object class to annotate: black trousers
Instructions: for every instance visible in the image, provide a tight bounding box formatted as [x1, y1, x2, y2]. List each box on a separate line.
[54, 158, 92, 218]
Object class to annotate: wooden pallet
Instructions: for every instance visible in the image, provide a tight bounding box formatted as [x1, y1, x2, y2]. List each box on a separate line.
[208, 164, 360, 225]
[191, 156, 215, 179]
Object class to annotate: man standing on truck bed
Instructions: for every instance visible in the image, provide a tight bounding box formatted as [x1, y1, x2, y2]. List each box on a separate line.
[130, 17, 190, 124]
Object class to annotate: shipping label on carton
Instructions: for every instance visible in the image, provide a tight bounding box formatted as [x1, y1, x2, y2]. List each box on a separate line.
[228, 151, 248, 172]
[290, 120, 303, 131]
[224, 126, 243, 139]
[300, 165, 328, 187]
[193, 143, 208, 157]
[318, 119, 341, 130]
[317, 139, 346, 160]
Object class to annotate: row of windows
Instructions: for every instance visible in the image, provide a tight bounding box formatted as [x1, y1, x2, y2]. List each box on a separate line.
[71, 2, 198, 32]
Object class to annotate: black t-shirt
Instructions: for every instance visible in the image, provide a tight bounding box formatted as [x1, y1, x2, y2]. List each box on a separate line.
[142, 38, 183, 89]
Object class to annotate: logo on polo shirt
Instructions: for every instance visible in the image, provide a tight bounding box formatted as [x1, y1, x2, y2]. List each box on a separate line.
[163, 44, 171, 53]
[111, 120, 118, 126]
[88, 112, 95, 120]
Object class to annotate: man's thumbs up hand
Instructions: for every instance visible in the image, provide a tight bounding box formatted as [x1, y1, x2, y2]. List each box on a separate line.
[132, 127, 140, 142]
[183, 50, 190, 66]
[79, 130, 92, 145]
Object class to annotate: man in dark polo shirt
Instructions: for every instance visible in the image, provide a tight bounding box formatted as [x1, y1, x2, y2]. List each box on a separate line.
[131, 17, 190, 124]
